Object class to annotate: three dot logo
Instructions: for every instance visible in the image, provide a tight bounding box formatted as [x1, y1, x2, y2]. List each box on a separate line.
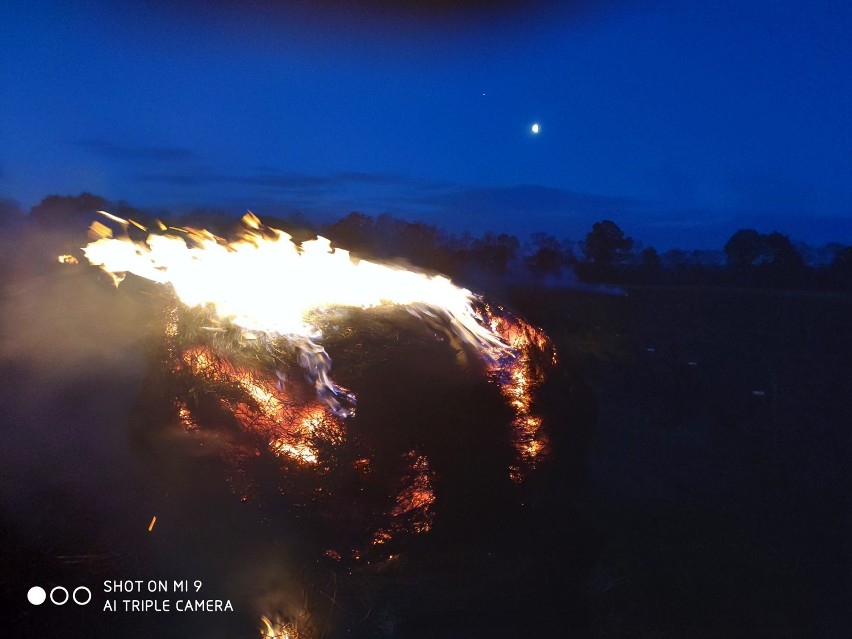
[28, 585, 91, 606]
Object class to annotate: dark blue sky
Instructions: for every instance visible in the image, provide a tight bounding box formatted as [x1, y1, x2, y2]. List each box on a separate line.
[2, 0, 851, 248]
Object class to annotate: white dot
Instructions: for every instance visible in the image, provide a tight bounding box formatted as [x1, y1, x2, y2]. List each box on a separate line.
[531, 123, 540, 134]
[28, 586, 47, 605]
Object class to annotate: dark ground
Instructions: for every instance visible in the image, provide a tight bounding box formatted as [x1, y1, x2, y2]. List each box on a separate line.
[509, 285, 851, 638]
[1, 229, 850, 637]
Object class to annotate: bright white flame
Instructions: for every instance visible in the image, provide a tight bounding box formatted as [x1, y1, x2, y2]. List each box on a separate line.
[84, 214, 505, 349]
[83, 213, 516, 413]
[260, 615, 300, 639]
[78, 212, 556, 482]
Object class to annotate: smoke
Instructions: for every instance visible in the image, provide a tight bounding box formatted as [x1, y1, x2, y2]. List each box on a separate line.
[116, 0, 631, 58]
[0, 223, 310, 638]
[0, 224, 153, 521]
[0, 198, 23, 227]
[160, 0, 613, 27]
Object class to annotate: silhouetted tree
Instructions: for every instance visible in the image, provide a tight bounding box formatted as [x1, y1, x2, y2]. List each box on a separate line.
[525, 232, 566, 277]
[815, 242, 846, 267]
[469, 232, 520, 276]
[724, 229, 764, 268]
[639, 246, 659, 266]
[258, 212, 318, 243]
[324, 212, 464, 275]
[724, 229, 805, 286]
[761, 231, 805, 284]
[376, 214, 444, 267]
[639, 247, 662, 281]
[325, 212, 376, 256]
[112, 201, 145, 220]
[29, 192, 107, 228]
[577, 220, 634, 283]
[661, 248, 688, 268]
[829, 245, 852, 289]
[583, 220, 633, 267]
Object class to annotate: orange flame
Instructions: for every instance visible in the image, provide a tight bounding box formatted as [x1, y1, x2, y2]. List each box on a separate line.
[81, 213, 557, 538]
[260, 615, 305, 639]
[485, 306, 555, 478]
[177, 346, 343, 465]
[82, 213, 517, 417]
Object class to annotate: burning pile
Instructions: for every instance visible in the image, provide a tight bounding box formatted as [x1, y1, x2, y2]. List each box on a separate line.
[73, 212, 559, 636]
[82, 212, 555, 482]
[80, 212, 555, 534]
[83, 213, 550, 518]
[83, 212, 516, 415]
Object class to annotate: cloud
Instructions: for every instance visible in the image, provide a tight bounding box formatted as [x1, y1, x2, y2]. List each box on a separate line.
[131, 166, 645, 237]
[76, 139, 194, 162]
[418, 183, 638, 217]
[164, 0, 613, 29]
[136, 168, 422, 195]
[128, 168, 437, 222]
[726, 169, 819, 217]
[136, 164, 834, 248]
[368, 182, 642, 239]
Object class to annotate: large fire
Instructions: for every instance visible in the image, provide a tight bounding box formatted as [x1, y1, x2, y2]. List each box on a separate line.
[82, 212, 553, 471]
[84, 212, 516, 415]
[75, 212, 555, 636]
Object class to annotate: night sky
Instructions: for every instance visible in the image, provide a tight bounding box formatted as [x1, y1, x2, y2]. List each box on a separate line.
[2, 0, 851, 248]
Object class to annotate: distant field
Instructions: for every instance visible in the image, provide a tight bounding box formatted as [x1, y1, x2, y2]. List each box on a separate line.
[510, 285, 851, 638]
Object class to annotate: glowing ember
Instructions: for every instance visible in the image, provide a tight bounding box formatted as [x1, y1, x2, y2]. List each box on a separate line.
[260, 615, 306, 639]
[371, 530, 392, 546]
[176, 346, 343, 465]
[484, 306, 555, 477]
[391, 450, 436, 533]
[352, 458, 371, 475]
[176, 401, 198, 431]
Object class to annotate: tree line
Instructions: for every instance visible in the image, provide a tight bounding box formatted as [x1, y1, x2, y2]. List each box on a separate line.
[7, 192, 852, 291]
